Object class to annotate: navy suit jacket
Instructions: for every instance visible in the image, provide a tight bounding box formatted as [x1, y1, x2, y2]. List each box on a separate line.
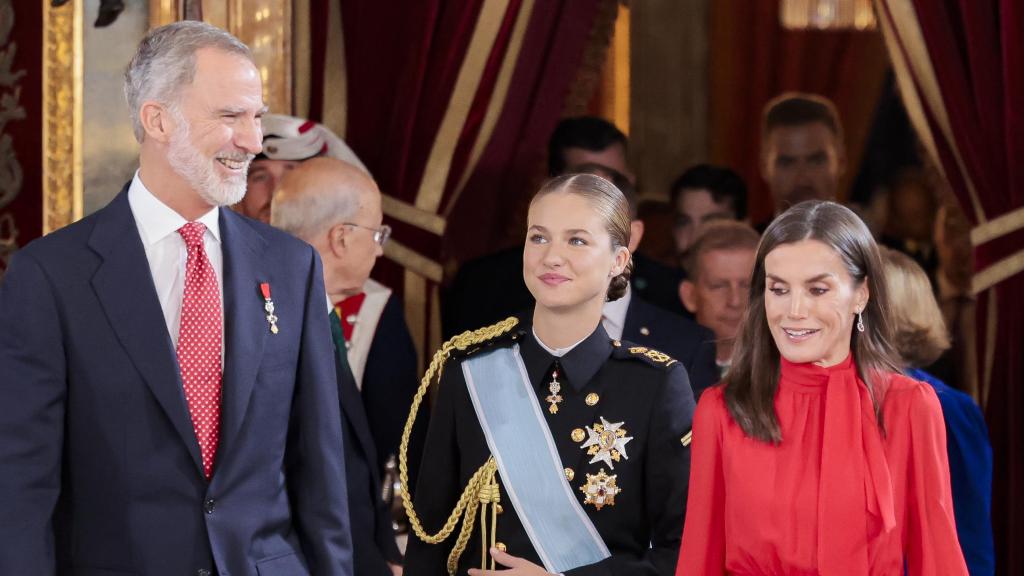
[330, 317, 402, 575]
[0, 189, 354, 576]
[622, 295, 719, 399]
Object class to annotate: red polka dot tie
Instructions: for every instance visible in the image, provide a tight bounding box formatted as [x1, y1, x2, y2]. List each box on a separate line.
[176, 222, 222, 479]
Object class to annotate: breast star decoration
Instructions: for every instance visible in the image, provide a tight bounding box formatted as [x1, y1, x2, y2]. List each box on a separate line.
[580, 468, 620, 510]
[580, 416, 632, 470]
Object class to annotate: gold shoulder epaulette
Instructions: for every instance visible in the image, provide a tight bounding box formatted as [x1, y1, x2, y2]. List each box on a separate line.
[626, 345, 678, 367]
[398, 316, 518, 574]
[448, 316, 520, 356]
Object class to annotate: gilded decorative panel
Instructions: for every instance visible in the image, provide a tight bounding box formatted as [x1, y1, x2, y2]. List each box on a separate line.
[43, 0, 82, 234]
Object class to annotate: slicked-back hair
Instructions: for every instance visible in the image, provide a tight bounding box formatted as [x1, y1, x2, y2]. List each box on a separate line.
[547, 117, 627, 177]
[670, 163, 749, 221]
[124, 20, 253, 142]
[682, 220, 760, 281]
[724, 200, 901, 443]
[762, 92, 844, 143]
[531, 174, 633, 301]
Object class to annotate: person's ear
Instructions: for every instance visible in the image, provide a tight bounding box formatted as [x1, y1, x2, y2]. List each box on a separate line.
[328, 223, 349, 258]
[854, 278, 870, 313]
[680, 280, 698, 314]
[836, 140, 848, 178]
[628, 220, 645, 253]
[610, 246, 630, 277]
[139, 101, 175, 144]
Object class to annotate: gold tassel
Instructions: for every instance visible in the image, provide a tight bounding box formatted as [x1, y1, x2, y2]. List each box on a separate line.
[398, 317, 518, 575]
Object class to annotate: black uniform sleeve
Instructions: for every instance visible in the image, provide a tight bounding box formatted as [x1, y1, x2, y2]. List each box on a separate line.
[567, 363, 696, 576]
[402, 364, 463, 576]
[686, 328, 719, 400]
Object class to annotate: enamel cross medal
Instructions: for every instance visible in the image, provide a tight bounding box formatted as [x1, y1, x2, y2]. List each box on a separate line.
[259, 282, 279, 334]
[545, 366, 563, 414]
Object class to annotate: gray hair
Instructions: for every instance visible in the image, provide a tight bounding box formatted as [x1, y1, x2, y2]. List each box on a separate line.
[124, 21, 253, 143]
[271, 185, 362, 242]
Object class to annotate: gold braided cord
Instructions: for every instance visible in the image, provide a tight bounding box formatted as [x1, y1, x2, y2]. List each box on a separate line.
[398, 317, 519, 573]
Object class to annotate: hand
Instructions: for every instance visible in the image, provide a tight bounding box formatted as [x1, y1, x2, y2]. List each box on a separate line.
[388, 562, 403, 576]
[467, 547, 555, 576]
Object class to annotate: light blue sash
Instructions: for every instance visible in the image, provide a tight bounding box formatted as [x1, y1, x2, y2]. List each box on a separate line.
[462, 345, 611, 572]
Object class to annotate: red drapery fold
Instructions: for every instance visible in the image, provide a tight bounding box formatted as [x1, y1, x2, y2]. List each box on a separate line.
[876, 1, 1024, 572]
[331, 0, 613, 364]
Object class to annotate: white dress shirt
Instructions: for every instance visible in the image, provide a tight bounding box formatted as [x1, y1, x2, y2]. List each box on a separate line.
[127, 171, 224, 349]
[601, 284, 632, 341]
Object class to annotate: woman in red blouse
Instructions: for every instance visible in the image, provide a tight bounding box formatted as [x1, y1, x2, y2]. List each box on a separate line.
[676, 201, 967, 575]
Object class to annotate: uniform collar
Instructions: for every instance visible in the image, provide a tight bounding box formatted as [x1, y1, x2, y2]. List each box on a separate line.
[518, 317, 613, 392]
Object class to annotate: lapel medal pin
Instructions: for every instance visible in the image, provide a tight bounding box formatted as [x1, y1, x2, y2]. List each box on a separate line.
[259, 282, 279, 334]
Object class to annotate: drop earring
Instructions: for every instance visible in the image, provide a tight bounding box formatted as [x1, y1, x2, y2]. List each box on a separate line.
[856, 310, 865, 333]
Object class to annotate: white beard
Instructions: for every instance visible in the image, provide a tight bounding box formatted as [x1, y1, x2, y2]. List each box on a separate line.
[167, 120, 252, 208]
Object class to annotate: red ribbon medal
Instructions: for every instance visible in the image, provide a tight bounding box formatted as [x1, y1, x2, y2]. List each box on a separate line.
[259, 282, 279, 334]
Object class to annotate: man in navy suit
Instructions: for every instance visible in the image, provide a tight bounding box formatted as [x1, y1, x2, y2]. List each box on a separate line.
[272, 157, 403, 576]
[0, 22, 353, 575]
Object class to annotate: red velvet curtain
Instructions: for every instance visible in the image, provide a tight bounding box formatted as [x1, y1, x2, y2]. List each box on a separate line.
[876, 1, 1024, 572]
[318, 0, 614, 363]
[709, 0, 890, 226]
[0, 0, 43, 277]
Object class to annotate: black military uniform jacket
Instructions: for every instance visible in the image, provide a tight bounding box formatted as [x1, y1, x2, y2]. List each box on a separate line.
[404, 317, 696, 575]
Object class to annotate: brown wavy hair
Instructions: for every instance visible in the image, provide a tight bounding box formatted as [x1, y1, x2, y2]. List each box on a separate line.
[531, 174, 633, 301]
[724, 201, 901, 443]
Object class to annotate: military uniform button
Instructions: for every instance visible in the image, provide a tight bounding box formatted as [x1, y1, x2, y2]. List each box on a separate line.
[640, 326, 650, 336]
[612, 340, 621, 347]
[495, 542, 507, 553]
[564, 467, 575, 481]
[197, 569, 211, 576]
[495, 504, 504, 514]
[585, 393, 600, 406]
[571, 428, 586, 443]
[203, 498, 216, 514]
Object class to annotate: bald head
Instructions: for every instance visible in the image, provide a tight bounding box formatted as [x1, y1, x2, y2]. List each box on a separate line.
[271, 157, 379, 241]
[272, 157, 384, 297]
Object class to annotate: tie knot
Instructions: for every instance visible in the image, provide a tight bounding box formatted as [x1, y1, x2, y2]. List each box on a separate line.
[178, 222, 207, 248]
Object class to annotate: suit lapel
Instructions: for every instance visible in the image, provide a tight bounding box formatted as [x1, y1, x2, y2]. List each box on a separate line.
[216, 209, 268, 461]
[88, 190, 204, 476]
[335, 354, 382, 489]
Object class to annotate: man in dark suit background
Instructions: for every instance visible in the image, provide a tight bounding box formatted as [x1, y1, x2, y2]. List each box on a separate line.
[0, 22, 352, 575]
[445, 117, 717, 395]
[236, 113, 423, 488]
[272, 157, 406, 576]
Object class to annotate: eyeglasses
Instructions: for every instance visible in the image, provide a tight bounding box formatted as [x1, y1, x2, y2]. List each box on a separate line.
[343, 222, 392, 247]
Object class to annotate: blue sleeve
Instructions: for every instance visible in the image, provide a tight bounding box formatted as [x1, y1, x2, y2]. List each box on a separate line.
[286, 248, 354, 575]
[910, 370, 994, 576]
[0, 251, 66, 574]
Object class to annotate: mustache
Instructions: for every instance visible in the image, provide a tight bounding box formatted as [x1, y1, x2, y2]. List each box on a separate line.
[217, 152, 255, 163]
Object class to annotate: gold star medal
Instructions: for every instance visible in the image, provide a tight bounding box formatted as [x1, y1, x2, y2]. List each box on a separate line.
[580, 469, 620, 510]
[580, 416, 632, 469]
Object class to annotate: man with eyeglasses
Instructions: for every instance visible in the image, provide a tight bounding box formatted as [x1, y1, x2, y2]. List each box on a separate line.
[272, 157, 418, 576]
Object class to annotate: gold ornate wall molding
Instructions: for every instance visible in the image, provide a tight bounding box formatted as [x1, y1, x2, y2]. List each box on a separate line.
[43, 0, 83, 235]
[149, 0, 180, 27]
